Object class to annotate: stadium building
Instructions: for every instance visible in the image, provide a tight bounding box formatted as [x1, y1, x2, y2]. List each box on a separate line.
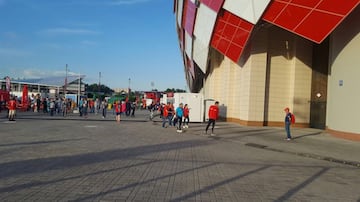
[174, 0, 360, 139]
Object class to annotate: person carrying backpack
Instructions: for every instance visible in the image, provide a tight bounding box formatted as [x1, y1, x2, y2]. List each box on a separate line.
[284, 107, 294, 140]
[175, 103, 184, 133]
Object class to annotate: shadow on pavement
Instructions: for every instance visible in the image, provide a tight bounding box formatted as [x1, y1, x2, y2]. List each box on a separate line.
[0, 139, 211, 180]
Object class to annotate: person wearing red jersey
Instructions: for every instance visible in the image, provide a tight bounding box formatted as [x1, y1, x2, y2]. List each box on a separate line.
[205, 101, 219, 136]
[115, 100, 121, 123]
[8, 97, 17, 121]
[161, 103, 169, 128]
[183, 104, 190, 128]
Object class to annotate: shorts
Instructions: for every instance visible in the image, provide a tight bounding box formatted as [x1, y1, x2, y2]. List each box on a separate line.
[9, 110, 16, 116]
[116, 112, 121, 116]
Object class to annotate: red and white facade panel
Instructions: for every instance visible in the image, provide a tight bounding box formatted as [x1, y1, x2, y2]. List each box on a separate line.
[184, 31, 193, 60]
[182, 0, 197, 36]
[193, 3, 218, 46]
[223, 0, 271, 24]
[210, 10, 254, 63]
[175, 0, 359, 77]
[262, 0, 360, 43]
[193, 3, 218, 73]
[193, 38, 209, 73]
[176, 0, 184, 27]
[201, 0, 225, 13]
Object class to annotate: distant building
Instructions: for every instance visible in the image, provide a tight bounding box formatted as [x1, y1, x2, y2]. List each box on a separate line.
[0, 75, 86, 98]
[113, 88, 129, 94]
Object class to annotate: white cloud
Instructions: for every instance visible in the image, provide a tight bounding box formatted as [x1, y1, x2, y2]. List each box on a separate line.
[21, 69, 79, 78]
[39, 28, 100, 36]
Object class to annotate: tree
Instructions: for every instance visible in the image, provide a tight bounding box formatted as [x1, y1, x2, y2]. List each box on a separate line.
[165, 88, 186, 93]
[86, 83, 114, 96]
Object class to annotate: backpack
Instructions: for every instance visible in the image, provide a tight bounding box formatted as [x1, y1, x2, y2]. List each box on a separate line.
[291, 113, 295, 124]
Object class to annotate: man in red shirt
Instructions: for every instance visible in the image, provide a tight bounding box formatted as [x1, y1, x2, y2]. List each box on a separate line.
[8, 97, 17, 121]
[205, 101, 219, 136]
[115, 100, 121, 123]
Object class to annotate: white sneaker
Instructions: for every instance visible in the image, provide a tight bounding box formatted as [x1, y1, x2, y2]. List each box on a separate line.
[185, 125, 189, 128]
[210, 133, 216, 136]
[177, 130, 183, 133]
[182, 126, 186, 129]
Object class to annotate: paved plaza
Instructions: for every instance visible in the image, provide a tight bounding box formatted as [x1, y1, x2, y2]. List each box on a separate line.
[0, 110, 359, 201]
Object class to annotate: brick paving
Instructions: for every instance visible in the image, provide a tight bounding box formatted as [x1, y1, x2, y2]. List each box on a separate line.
[0, 110, 359, 201]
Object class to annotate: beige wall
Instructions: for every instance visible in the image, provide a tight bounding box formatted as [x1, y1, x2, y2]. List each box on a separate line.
[266, 28, 312, 125]
[202, 26, 313, 127]
[327, 7, 360, 134]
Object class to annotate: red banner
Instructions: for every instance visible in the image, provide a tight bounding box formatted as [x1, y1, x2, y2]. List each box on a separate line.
[22, 85, 28, 110]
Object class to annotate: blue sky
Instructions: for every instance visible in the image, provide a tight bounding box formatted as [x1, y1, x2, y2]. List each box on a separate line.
[0, 0, 186, 91]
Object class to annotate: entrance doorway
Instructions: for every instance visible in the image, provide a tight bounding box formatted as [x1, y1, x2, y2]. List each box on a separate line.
[310, 38, 329, 129]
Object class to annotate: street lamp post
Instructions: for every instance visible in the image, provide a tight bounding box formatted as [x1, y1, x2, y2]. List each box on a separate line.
[64, 64, 68, 96]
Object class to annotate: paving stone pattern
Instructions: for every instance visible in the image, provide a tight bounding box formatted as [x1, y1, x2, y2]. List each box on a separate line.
[0, 111, 359, 201]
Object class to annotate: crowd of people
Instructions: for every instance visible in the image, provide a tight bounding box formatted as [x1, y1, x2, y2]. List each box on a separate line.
[2, 96, 294, 140]
[1, 94, 139, 121]
[152, 101, 219, 135]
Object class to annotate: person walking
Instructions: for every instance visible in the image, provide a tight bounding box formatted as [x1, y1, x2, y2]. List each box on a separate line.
[126, 100, 131, 116]
[205, 101, 219, 136]
[162, 103, 169, 128]
[284, 107, 293, 140]
[175, 103, 184, 133]
[7, 97, 17, 121]
[62, 98, 67, 117]
[115, 100, 121, 124]
[183, 104, 190, 128]
[82, 98, 88, 118]
[131, 102, 136, 117]
[101, 99, 107, 118]
[167, 103, 174, 126]
[49, 98, 55, 116]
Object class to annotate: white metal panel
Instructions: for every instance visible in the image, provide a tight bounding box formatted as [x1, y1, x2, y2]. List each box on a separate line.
[223, 0, 271, 24]
[177, 0, 184, 27]
[184, 31, 193, 59]
[193, 3, 217, 45]
[193, 38, 208, 73]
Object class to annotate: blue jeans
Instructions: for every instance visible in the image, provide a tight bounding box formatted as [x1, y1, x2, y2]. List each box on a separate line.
[167, 115, 173, 126]
[285, 122, 291, 138]
[162, 116, 167, 127]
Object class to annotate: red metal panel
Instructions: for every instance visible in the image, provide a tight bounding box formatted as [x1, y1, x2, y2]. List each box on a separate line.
[227, 44, 243, 63]
[290, 0, 321, 8]
[182, 0, 197, 35]
[274, 4, 311, 30]
[317, 0, 359, 15]
[211, 10, 254, 63]
[200, 0, 224, 13]
[295, 10, 342, 43]
[182, 0, 188, 28]
[263, 0, 360, 43]
[262, 1, 287, 22]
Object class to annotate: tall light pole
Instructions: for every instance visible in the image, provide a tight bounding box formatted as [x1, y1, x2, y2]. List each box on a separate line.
[64, 64, 68, 96]
[78, 72, 81, 107]
[128, 78, 131, 95]
[98, 72, 101, 94]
